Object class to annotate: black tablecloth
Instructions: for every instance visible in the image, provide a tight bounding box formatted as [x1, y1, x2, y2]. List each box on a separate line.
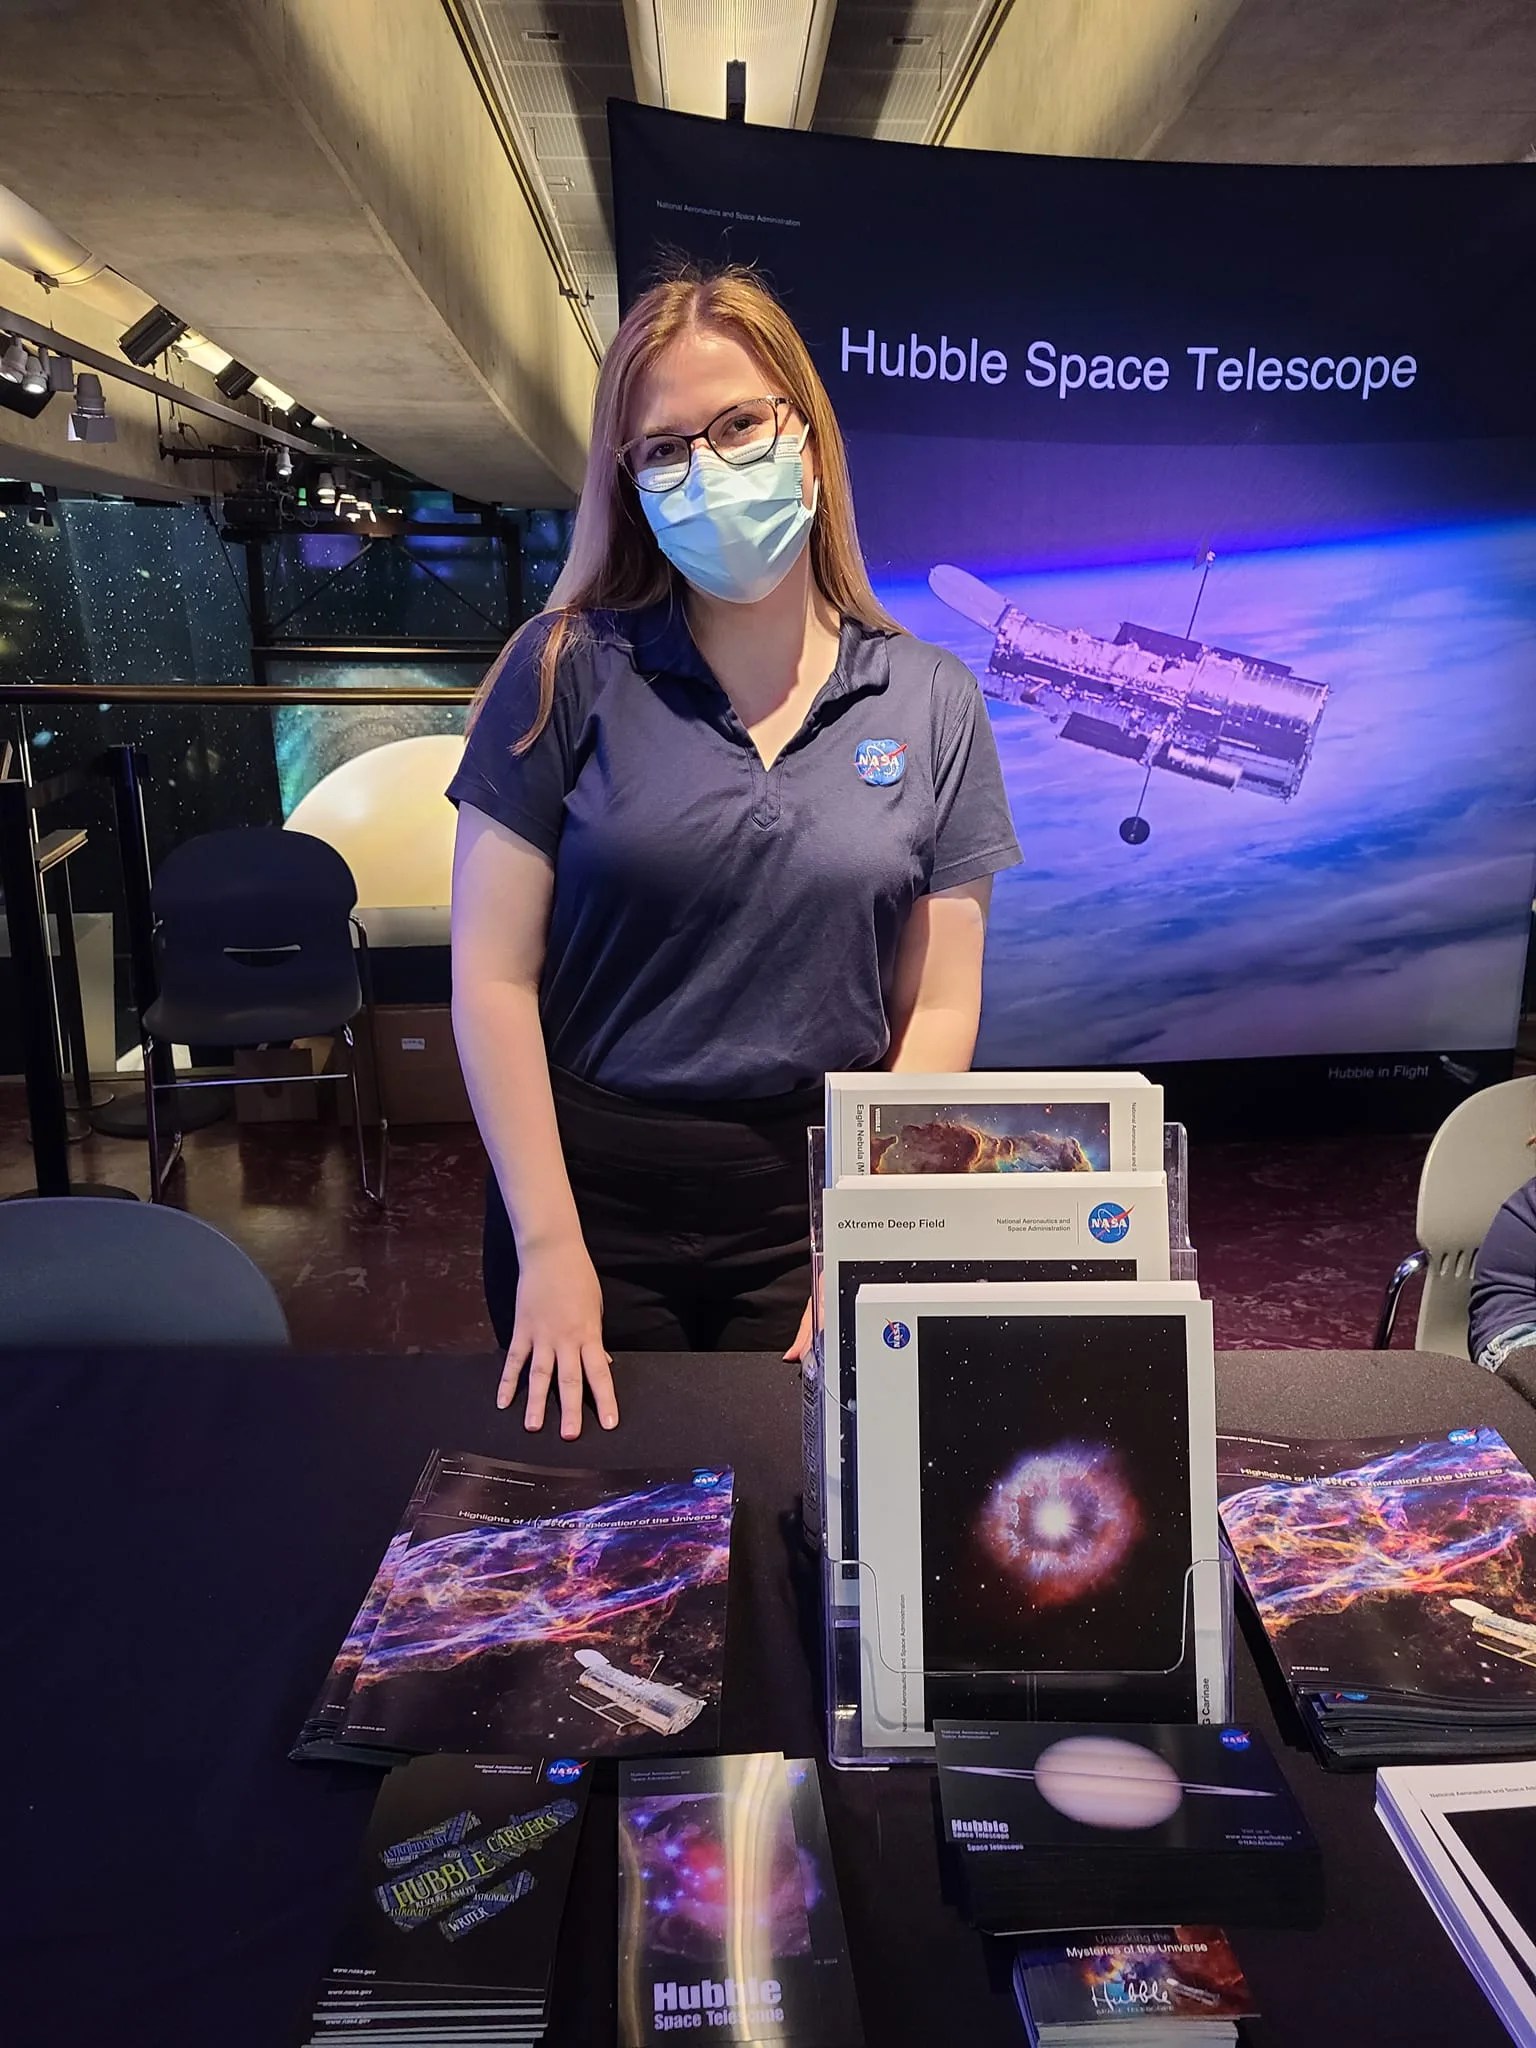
[5, 1345, 1533, 2048]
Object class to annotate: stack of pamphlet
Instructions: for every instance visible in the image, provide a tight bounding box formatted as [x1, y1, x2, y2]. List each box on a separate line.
[850, 1282, 1224, 1742]
[303, 1754, 589, 2046]
[1378, 1761, 1536, 2046]
[1012, 1928, 1260, 2046]
[293, 1452, 734, 1764]
[1219, 1426, 1536, 1767]
[617, 1752, 863, 2047]
[934, 1721, 1322, 1933]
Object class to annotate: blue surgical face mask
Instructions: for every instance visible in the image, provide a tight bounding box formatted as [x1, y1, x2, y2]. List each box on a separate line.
[640, 431, 817, 605]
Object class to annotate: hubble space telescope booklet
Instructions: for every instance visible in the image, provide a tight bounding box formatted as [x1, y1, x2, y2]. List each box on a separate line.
[1218, 1427, 1536, 1765]
[819, 1173, 1171, 1573]
[617, 1752, 862, 2048]
[934, 1720, 1319, 1933]
[1011, 1927, 1259, 2046]
[852, 1283, 1221, 1746]
[823, 1070, 1163, 1182]
[303, 1754, 589, 2047]
[294, 1452, 734, 1765]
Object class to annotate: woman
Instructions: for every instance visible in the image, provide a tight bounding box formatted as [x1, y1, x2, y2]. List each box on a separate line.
[449, 265, 1020, 1438]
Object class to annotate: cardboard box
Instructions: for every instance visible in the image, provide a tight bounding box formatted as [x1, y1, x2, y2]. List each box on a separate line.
[335, 1004, 474, 1126]
[234, 1046, 318, 1122]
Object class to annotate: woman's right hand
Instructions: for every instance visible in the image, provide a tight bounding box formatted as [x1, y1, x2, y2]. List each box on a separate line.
[497, 1237, 619, 1439]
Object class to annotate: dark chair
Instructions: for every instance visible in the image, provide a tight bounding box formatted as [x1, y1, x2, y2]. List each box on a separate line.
[142, 827, 387, 1206]
[0, 1197, 289, 1346]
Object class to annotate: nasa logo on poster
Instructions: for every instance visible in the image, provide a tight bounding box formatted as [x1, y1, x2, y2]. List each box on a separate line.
[547, 1758, 584, 1784]
[1088, 1201, 1133, 1245]
[883, 1319, 911, 1349]
[855, 737, 908, 786]
[692, 1469, 723, 1485]
[1448, 1430, 1477, 1445]
[1219, 1727, 1252, 1751]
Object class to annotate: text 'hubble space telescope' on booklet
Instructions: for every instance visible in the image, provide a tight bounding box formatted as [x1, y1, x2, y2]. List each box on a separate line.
[1219, 1427, 1536, 1766]
[823, 1070, 1163, 1182]
[617, 1752, 863, 2048]
[851, 1283, 1222, 1743]
[292, 1452, 735, 1765]
[303, 1754, 588, 2047]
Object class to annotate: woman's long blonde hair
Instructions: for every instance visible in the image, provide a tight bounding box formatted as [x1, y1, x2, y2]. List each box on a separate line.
[473, 262, 901, 749]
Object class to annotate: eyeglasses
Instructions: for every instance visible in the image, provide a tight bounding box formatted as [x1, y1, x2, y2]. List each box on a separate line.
[619, 395, 800, 494]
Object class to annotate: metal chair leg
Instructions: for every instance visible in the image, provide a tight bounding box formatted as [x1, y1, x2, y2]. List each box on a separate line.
[343, 1022, 388, 1209]
[1375, 1248, 1429, 1348]
[140, 1035, 182, 1202]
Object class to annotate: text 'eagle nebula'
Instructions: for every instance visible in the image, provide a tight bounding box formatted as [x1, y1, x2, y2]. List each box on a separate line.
[978, 1443, 1142, 1605]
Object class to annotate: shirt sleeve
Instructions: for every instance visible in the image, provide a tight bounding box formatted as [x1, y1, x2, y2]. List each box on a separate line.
[445, 616, 574, 858]
[929, 650, 1023, 892]
[1470, 1178, 1536, 1363]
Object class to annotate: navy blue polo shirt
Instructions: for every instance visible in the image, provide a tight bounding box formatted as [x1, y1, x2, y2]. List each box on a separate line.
[447, 600, 1021, 1102]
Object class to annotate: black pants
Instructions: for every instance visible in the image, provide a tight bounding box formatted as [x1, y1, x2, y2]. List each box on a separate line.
[484, 1068, 819, 1352]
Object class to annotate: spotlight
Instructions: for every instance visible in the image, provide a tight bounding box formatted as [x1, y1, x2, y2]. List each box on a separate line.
[725, 57, 746, 122]
[68, 371, 116, 444]
[21, 351, 46, 396]
[274, 443, 293, 479]
[215, 361, 257, 400]
[315, 468, 337, 504]
[46, 352, 75, 394]
[119, 304, 188, 367]
[27, 502, 56, 532]
[0, 336, 25, 385]
[287, 404, 316, 431]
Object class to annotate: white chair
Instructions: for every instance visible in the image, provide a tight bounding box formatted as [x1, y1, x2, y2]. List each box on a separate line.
[1375, 1076, 1536, 1358]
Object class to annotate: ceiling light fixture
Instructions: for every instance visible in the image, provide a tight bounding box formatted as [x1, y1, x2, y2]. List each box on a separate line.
[68, 370, 116, 443]
[215, 360, 257, 400]
[119, 304, 188, 366]
[274, 443, 293, 479]
[21, 350, 47, 395]
[315, 469, 337, 504]
[47, 352, 75, 393]
[0, 336, 25, 385]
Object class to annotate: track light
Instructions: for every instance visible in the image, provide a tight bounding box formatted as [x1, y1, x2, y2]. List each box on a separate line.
[274, 443, 293, 479]
[0, 336, 25, 385]
[287, 404, 316, 431]
[68, 371, 116, 444]
[215, 360, 257, 400]
[47, 352, 74, 394]
[21, 351, 46, 396]
[119, 304, 188, 367]
[315, 468, 337, 504]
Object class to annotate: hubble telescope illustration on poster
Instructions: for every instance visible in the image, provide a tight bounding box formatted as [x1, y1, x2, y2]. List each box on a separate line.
[930, 564, 1329, 844]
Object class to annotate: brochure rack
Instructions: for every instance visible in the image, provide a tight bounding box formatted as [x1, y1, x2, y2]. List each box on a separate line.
[804, 1122, 1234, 1769]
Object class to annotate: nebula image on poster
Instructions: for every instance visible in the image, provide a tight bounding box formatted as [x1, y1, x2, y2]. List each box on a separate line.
[871, 1099, 1109, 1173]
[916, 1314, 1193, 1681]
[979, 1443, 1143, 1605]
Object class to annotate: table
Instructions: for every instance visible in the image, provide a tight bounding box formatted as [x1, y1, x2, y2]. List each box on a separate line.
[4, 1345, 1531, 2048]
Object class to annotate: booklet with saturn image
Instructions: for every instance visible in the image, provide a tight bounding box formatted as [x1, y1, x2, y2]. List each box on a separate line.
[824, 1071, 1163, 1182]
[852, 1282, 1221, 1747]
[819, 1171, 1171, 1575]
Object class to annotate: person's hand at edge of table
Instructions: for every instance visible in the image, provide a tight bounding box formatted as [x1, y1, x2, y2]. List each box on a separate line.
[784, 1294, 813, 1364]
[497, 1238, 619, 1438]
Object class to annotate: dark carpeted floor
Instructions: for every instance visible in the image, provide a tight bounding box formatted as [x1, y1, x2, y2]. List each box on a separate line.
[0, 1090, 1429, 1354]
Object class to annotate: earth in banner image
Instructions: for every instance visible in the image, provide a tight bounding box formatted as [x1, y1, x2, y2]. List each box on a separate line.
[850, 434, 1536, 1069]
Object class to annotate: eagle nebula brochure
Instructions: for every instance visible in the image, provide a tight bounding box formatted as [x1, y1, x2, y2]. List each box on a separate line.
[819, 1173, 1169, 1573]
[824, 1070, 1162, 1182]
[617, 1752, 862, 2047]
[295, 1453, 734, 1763]
[854, 1284, 1220, 1744]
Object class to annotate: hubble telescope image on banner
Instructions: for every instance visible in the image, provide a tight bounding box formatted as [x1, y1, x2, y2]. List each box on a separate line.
[931, 564, 1328, 841]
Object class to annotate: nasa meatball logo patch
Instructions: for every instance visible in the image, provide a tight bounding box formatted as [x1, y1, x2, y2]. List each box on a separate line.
[1088, 1201, 1133, 1245]
[882, 1319, 911, 1349]
[855, 737, 908, 786]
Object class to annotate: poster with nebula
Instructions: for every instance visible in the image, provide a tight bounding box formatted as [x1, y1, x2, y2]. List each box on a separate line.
[1219, 1428, 1536, 1701]
[332, 1453, 733, 1758]
[870, 1101, 1110, 1174]
[853, 1285, 1220, 1743]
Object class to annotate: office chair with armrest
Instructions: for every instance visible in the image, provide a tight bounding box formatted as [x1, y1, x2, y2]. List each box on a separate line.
[1374, 1076, 1536, 1358]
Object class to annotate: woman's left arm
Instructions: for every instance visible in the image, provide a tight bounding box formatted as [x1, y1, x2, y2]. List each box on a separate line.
[884, 877, 993, 1071]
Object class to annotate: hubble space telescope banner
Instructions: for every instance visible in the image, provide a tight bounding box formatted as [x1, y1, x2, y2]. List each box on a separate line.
[610, 103, 1536, 1119]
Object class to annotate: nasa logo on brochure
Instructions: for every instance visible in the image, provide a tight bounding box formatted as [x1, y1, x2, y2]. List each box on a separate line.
[546, 1758, 584, 1784]
[1087, 1201, 1133, 1244]
[855, 737, 908, 786]
[691, 1469, 722, 1485]
[883, 1319, 912, 1349]
[1219, 1728, 1252, 1751]
[1448, 1429, 1477, 1445]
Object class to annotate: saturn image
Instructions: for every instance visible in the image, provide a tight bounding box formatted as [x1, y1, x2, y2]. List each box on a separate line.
[949, 1733, 1278, 1831]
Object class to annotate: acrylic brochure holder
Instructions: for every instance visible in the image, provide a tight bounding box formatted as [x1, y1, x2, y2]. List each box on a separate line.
[804, 1121, 1234, 1770]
